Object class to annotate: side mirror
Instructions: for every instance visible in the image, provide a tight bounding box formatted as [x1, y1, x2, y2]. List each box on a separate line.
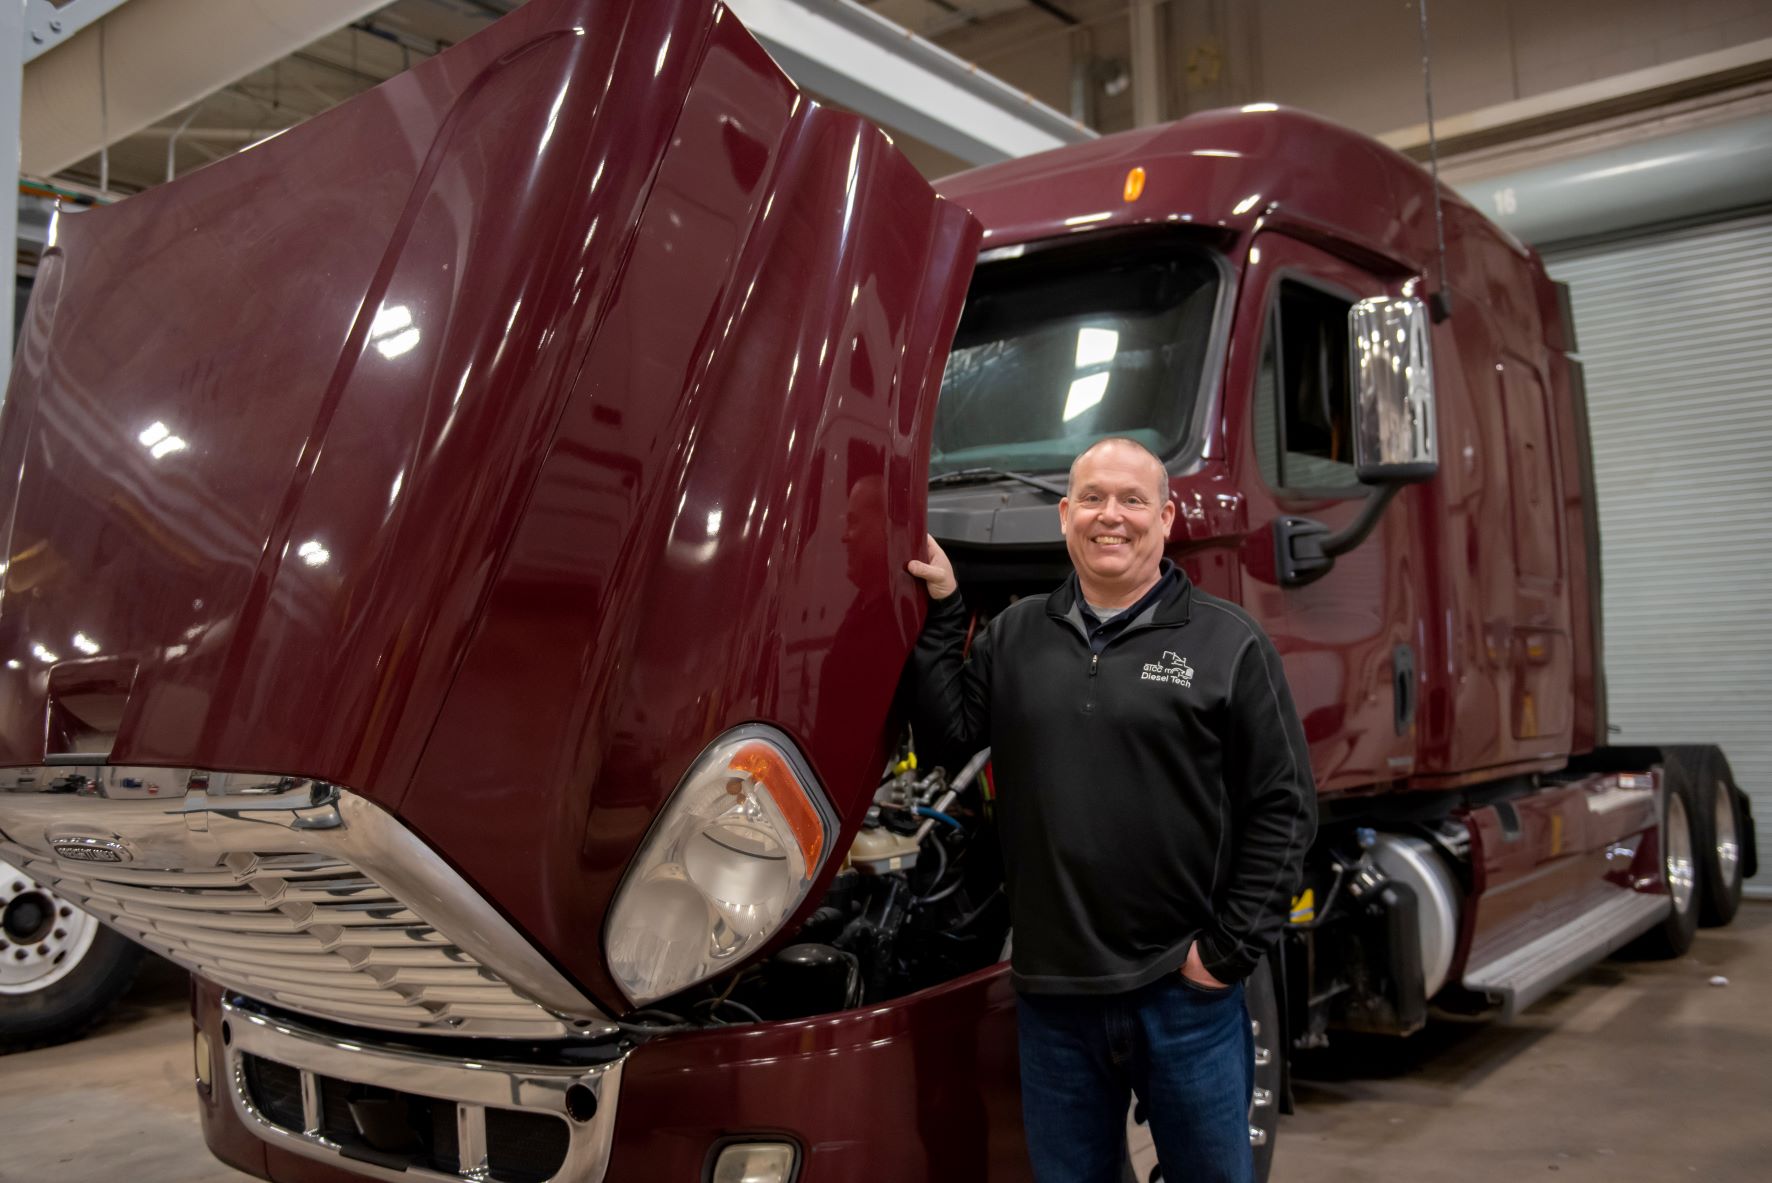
[1349, 295, 1437, 484]
[1274, 295, 1439, 587]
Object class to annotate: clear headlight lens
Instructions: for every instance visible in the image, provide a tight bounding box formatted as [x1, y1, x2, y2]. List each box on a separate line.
[605, 725, 835, 1007]
[711, 1142, 798, 1183]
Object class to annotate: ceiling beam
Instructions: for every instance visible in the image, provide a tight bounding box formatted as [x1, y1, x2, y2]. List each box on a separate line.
[24, 0, 135, 65]
[22, 0, 388, 177]
[725, 0, 1094, 164]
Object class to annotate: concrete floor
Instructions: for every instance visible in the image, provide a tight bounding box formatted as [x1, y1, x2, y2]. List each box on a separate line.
[3, 903, 1769, 1182]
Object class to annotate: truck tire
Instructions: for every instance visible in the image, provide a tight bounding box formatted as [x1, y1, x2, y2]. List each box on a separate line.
[1627, 764, 1702, 959]
[0, 858, 144, 1052]
[1123, 958, 1280, 1183]
[1660, 747, 1746, 928]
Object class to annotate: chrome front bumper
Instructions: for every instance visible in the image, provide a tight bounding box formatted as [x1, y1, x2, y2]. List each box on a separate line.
[223, 996, 624, 1183]
[0, 766, 613, 1038]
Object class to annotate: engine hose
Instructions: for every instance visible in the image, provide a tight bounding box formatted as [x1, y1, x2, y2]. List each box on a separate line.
[918, 834, 949, 896]
[920, 864, 969, 906]
[915, 806, 963, 831]
[612, 1008, 701, 1035]
[948, 883, 1003, 926]
[693, 996, 763, 1026]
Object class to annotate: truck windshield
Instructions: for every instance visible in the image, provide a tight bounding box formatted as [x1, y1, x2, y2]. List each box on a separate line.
[930, 239, 1220, 479]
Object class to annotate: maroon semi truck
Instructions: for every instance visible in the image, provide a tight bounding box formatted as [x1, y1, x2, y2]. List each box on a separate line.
[0, 1, 1754, 1180]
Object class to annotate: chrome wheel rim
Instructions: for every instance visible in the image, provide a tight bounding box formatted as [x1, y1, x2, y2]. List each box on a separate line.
[1665, 793, 1696, 916]
[1714, 780, 1740, 884]
[0, 857, 99, 994]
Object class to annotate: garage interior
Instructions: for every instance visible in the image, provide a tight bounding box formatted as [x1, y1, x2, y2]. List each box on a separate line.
[2, 2, 1769, 1182]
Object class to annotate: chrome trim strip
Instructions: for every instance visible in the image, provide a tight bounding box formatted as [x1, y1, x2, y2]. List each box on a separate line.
[300, 1068, 321, 1137]
[458, 1103, 489, 1179]
[224, 997, 623, 1183]
[0, 769, 615, 1037]
[1585, 784, 1655, 815]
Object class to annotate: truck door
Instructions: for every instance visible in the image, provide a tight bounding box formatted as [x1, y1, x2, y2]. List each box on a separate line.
[1228, 233, 1421, 791]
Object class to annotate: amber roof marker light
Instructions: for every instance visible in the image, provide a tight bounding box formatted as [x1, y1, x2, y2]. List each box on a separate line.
[1123, 166, 1146, 203]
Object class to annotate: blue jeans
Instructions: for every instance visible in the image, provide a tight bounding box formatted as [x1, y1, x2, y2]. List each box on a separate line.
[1016, 974, 1254, 1183]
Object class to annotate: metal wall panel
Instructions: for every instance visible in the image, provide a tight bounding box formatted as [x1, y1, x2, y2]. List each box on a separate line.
[1547, 211, 1772, 895]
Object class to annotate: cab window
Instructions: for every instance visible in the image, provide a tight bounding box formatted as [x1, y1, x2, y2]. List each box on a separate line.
[1253, 279, 1357, 491]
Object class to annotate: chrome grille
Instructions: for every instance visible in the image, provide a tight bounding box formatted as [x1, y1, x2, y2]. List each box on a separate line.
[17, 849, 557, 1031]
[0, 771, 613, 1038]
[223, 997, 623, 1183]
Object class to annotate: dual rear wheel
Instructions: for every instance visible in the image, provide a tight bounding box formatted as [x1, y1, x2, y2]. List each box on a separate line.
[1633, 745, 1748, 959]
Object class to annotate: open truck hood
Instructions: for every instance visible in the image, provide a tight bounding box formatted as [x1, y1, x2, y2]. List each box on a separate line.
[0, 0, 978, 1010]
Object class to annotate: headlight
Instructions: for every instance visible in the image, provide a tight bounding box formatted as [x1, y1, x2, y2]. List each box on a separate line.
[712, 1142, 798, 1183]
[605, 725, 836, 1007]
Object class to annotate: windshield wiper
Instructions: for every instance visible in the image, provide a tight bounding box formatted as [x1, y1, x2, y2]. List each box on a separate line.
[928, 467, 1067, 498]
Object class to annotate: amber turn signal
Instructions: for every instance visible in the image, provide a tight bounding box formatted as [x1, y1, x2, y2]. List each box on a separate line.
[1123, 166, 1146, 203]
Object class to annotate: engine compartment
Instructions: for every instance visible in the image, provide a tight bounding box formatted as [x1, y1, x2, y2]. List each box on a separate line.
[636, 736, 1010, 1029]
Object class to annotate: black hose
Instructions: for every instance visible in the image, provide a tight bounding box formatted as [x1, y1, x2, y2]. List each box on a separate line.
[694, 997, 764, 1026]
[950, 884, 1003, 929]
[613, 1008, 700, 1035]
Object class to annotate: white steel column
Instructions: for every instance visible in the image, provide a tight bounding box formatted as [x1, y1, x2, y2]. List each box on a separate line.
[2, 0, 24, 365]
[1128, 0, 1162, 127]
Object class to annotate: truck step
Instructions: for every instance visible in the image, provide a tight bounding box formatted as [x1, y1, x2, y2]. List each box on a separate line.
[1462, 889, 1670, 1019]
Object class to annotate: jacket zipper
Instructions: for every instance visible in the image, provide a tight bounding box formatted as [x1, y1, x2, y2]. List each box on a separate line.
[1077, 615, 1190, 716]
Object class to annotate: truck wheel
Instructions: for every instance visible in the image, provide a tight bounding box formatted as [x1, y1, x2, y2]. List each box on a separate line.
[1123, 958, 1280, 1183]
[0, 858, 144, 1052]
[1246, 960, 1280, 1182]
[1663, 747, 1746, 928]
[1628, 765, 1702, 959]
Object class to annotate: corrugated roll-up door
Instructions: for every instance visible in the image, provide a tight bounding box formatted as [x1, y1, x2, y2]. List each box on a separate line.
[1546, 210, 1772, 896]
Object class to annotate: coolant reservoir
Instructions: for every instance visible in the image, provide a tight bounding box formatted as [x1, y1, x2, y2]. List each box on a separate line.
[845, 827, 920, 875]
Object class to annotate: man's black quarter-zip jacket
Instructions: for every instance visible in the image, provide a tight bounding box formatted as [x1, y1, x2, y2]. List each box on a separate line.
[910, 561, 1317, 995]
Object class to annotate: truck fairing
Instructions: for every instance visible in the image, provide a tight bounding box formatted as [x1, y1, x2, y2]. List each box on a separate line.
[0, 0, 979, 1011]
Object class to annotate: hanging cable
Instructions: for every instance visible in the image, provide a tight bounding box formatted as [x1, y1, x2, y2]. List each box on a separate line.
[1417, 0, 1453, 322]
[97, 22, 110, 196]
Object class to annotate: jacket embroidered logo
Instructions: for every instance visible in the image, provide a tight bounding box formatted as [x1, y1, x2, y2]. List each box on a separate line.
[1141, 651, 1194, 687]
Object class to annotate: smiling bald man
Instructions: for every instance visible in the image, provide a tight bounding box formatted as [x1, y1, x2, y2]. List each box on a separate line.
[908, 436, 1316, 1183]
